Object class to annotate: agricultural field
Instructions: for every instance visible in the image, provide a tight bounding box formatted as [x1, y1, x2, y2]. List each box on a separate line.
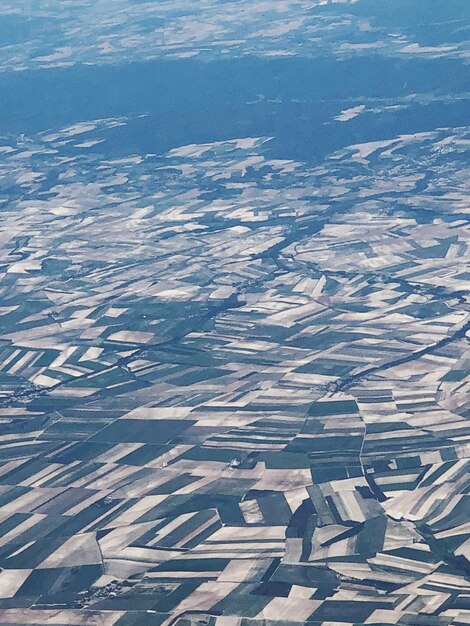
[0, 1, 469, 625]
[0, 115, 468, 625]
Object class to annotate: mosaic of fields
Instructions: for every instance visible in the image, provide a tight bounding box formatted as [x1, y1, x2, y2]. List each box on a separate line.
[0, 1, 469, 625]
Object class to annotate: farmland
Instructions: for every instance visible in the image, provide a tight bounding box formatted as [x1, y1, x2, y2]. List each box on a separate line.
[0, 0, 469, 624]
[0, 117, 468, 624]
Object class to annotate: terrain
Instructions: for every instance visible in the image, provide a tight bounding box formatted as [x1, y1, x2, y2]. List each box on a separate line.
[0, 1, 468, 625]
